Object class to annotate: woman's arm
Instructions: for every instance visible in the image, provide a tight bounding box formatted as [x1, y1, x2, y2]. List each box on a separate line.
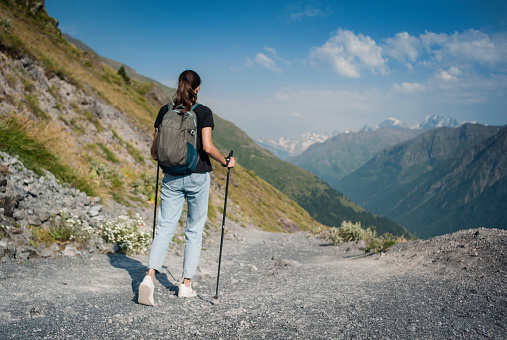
[202, 127, 235, 168]
[150, 130, 158, 160]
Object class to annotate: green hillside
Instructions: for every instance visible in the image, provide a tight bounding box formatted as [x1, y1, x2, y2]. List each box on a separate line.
[212, 115, 414, 237]
[288, 128, 421, 188]
[337, 124, 506, 238]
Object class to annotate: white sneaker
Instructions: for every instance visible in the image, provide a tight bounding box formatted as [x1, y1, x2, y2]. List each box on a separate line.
[138, 275, 154, 306]
[178, 283, 197, 298]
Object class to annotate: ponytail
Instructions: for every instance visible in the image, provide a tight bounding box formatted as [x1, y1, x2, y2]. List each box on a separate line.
[174, 70, 201, 112]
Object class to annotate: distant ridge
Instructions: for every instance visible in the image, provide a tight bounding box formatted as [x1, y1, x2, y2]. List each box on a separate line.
[337, 124, 507, 238]
[262, 115, 460, 160]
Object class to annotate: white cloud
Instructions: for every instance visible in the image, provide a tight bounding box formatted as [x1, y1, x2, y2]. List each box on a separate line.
[264, 47, 291, 66]
[254, 53, 282, 72]
[288, 3, 332, 21]
[392, 82, 426, 94]
[310, 29, 388, 78]
[383, 32, 420, 65]
[246, 49, 285, 72]
[290, 8, 325, 20]
[436, 66, 461, 81]
[420, 29, 506, 65]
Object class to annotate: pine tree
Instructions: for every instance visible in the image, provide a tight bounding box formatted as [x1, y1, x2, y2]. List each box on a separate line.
[117, 65, 130, 84]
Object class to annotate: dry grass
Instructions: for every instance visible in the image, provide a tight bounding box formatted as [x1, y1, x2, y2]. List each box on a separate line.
[210, 159, 324, 233]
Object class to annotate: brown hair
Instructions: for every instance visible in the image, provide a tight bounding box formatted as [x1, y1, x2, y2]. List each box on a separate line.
[173, 70, 201, 112]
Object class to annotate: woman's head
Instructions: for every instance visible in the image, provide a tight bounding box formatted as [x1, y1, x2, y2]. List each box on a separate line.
[174, 70, 201, 112]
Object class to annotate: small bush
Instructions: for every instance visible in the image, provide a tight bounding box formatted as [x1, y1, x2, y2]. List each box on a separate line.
[1, 17, 13, 34]
[23, 79, 33, 92]
[361, 233, 407, 253]
[328, 221, 407, 253]
[31, 210, 94, 249]
[98, 214, 150, 254]
[329, 221, 376, 245]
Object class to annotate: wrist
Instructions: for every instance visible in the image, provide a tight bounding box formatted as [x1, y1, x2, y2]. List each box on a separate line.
[222, 157, 230, 167]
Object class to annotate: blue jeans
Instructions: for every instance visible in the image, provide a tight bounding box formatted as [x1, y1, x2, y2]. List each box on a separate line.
[148, 172, 210, 279]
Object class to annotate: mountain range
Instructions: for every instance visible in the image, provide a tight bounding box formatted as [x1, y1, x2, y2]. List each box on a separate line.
[288, 128, 423, 188]
[336, 123, 507, 238]
[256, 132, 335, 160]
[260, 115, 461, 160]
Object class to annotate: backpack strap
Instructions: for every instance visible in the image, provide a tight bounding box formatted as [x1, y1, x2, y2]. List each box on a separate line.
[191, 103, 201, 111]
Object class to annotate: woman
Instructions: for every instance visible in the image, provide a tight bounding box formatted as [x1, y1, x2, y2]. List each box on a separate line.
[139, 70, 235, 306]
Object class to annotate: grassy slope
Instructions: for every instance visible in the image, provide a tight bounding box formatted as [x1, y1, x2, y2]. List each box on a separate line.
[0, 1, 323, 233]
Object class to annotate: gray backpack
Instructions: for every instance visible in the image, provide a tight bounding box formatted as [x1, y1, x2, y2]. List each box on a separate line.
[157, 103, 200, 175]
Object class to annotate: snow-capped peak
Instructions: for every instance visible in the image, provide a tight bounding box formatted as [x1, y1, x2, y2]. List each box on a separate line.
[413, 115, 460, 130]
[374, 117, 409, 130]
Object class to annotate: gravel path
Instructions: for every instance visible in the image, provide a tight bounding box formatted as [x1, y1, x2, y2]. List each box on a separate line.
[0, 225, 505, 339]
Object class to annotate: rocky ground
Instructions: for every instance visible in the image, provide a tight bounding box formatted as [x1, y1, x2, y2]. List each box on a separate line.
[0, 151, 152, 259]
[0, 222, 505, 339]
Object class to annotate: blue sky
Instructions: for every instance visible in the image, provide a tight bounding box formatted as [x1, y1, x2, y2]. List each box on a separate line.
[46, 0, 507, 139]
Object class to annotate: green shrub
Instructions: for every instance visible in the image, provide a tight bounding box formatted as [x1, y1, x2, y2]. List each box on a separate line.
[1, 17, 12, 34]
[117, 65, 130, 83]
[328, 221, 407, 253]
[31, 210, 95, 249]
[361, 233, 406, 253]
[23, 78, 32, 92]
[98, 214, 150, 254]
[329, 221, 376, 245]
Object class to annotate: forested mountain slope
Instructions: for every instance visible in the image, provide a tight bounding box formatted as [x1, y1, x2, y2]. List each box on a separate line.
[337, 124, 506, 238]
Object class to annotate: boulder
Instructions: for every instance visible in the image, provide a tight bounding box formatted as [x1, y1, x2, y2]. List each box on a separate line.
[0, 177, 24, 217]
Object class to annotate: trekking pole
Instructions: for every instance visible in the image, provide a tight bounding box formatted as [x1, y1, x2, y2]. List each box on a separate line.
[152, 162, 160, 239]
[214, 150, 233, 299]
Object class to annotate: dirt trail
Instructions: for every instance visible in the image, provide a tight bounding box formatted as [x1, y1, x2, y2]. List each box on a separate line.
[0, 225, 505, 339]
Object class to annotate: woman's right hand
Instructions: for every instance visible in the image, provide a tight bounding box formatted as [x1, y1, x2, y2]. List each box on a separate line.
[226, 156, 236, 168]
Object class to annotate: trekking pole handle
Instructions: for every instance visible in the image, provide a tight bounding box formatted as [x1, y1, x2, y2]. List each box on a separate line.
[223, 151, 233, 167]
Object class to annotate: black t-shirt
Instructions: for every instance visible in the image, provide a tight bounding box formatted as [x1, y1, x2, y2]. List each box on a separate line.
[154, 104, 214, 173]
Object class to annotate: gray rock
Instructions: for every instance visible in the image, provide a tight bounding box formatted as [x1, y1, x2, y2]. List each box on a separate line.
[88, 204, 103, 217]
[15, 245, 39, 259]
[16, 219, 28, 228]
[0, 178, 24, 217]
[27, 215, 42, 226]
[39, 248, 53, 258]
[20, 57, 33, 67]
[61, 248, 76, 257]
[49, 243, 60, 252]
